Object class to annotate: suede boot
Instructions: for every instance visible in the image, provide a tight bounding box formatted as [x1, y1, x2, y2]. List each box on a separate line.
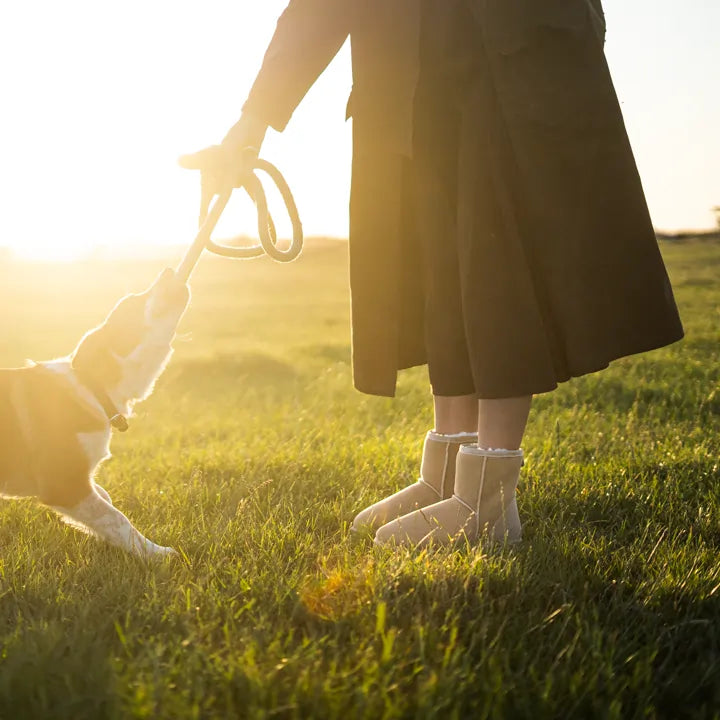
[351, 430, 477, 535]
[374, 445, 523, 548]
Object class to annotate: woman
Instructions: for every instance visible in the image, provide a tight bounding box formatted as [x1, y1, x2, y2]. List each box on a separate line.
[180, 0, 683, 548]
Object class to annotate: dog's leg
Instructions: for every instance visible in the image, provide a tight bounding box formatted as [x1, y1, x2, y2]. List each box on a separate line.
[52, 491, 176, 559]
[93, 483, 112, 505]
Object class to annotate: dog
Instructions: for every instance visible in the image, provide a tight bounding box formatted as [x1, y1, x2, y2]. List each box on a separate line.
[0, 268, 189, 558]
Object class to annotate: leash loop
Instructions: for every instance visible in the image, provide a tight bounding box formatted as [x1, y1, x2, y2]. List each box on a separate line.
[176, 148, 303, 282]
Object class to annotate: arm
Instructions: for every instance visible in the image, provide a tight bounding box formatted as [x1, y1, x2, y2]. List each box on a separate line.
[241, 0, 352, 133]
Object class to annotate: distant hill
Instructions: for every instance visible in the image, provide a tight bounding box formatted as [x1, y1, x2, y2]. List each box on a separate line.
[656, 229, 720, 242]
[0, 236, 348, 264]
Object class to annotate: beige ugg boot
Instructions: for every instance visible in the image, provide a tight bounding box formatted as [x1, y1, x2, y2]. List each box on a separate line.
[351, 431, 477, 535]
[374, 445, 523, 548]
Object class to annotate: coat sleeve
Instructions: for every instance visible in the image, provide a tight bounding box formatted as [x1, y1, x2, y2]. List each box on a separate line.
[242, 0, 352, 132]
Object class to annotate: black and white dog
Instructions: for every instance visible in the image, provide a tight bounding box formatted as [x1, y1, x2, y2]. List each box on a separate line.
[0, 269, 189, 558]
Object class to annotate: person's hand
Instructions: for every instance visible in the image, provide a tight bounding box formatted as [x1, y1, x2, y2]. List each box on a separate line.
[178, 113, 268, 225]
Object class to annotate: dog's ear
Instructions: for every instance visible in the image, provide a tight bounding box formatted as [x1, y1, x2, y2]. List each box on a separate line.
[72, 328, 124, 388]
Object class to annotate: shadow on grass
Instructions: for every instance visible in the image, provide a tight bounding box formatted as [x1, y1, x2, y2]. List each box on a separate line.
[538, 367, 720, 422]
[515, 457, 720, 716]
[4, 453, 720, 718]
[526, 457, 720, 548]
[0, 544, 169, 720]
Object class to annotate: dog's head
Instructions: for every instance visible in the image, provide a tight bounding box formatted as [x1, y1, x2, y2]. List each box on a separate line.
[72, 268, 190, 403]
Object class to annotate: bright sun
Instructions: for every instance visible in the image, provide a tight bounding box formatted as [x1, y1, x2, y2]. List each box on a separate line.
[0, 1, 351, 263]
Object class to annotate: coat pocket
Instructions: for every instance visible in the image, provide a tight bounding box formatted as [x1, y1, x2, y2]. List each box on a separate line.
[484, 1, 614, 130]
[479, 0, 604, 56]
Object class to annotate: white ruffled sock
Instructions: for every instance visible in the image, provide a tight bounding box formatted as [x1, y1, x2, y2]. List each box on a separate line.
[52, 491, 176, 559]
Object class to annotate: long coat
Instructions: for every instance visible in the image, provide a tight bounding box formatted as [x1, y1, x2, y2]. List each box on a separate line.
[242, 0, 683, 397]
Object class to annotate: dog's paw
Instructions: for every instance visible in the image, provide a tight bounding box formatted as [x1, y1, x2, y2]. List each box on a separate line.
[136, 540, 178, 560]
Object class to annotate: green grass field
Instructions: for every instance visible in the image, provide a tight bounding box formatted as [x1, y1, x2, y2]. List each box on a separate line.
[1, 238, 720, 719]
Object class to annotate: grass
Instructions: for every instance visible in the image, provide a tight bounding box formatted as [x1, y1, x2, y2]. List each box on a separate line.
[1, 238, 720, 719]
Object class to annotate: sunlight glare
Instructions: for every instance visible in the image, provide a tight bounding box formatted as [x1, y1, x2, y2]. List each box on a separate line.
[0, 1, 351, 262]
[1, 0, 717, 263]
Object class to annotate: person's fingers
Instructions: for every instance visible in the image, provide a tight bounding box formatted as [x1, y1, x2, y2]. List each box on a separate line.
[178, 145, 220, 171]
[178, 151, 204, 170]
[181, 142, 260, 227]
[178, 146, 223, 225]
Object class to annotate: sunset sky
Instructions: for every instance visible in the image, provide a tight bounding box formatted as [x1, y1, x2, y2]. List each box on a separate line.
[0, 0, 718, 260]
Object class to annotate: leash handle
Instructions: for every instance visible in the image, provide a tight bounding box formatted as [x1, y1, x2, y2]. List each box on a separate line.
[176, 190, 231, 283]
[176, 149, 304, 283]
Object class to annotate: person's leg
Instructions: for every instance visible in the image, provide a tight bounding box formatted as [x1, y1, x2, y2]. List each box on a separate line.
[477, 396, 532, 450]
[434, 394, 477, 434]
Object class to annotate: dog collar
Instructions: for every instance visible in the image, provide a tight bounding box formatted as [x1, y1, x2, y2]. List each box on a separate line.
[71, 367, 129, 433]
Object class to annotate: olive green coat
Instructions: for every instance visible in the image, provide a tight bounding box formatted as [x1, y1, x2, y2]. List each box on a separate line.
[243, 0, 683, 396]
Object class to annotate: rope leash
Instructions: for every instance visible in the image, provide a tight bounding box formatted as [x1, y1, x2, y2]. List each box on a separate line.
[176, 148, 303, 283]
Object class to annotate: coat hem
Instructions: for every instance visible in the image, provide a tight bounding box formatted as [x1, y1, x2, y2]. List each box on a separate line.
[352, 328, 685, 400]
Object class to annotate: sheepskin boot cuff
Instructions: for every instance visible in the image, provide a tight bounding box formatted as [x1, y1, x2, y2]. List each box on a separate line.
[374, 445, 523, 548]
[351, 430, 477, 534]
